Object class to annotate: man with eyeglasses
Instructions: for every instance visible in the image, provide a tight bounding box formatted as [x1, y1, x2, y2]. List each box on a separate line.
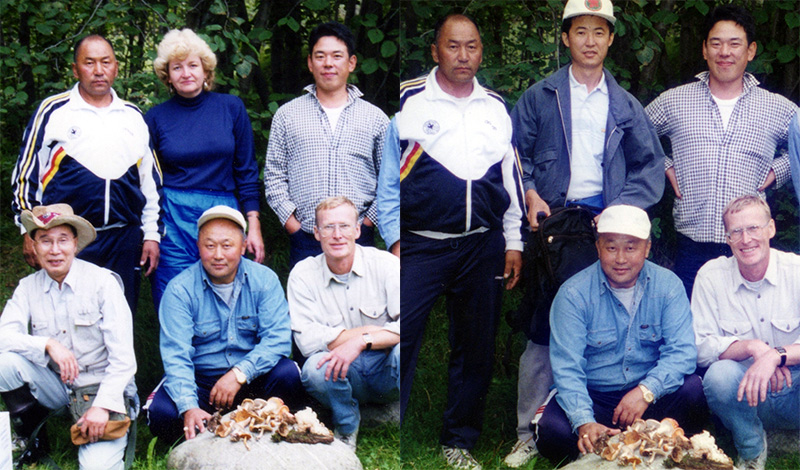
[0, 203, 136, 469]
[287, 196, 399, 451]
[692, 194, 800, 470]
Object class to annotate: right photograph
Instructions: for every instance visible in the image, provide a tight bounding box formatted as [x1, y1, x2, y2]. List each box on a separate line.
[396, 1, 800, 469]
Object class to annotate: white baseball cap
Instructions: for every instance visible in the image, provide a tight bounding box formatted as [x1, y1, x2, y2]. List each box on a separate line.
[596, 205, 650, 240]
[563, 0, 616, 25]
[197, 205, 247, 231]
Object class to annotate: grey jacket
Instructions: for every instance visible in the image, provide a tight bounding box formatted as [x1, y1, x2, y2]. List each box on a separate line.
[510, 66, 665, 210]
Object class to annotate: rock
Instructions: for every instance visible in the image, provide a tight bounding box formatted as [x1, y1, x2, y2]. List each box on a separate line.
[557, 452, 742, 470]
[167, 429, 363, 470]
[360, 401, 400, 428]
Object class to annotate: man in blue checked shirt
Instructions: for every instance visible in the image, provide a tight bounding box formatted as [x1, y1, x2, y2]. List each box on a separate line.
[145, 206, 304, 442]
[264, 22, 389, 268]
[646, 4, 798, 297]
[535, 205, 706, 463]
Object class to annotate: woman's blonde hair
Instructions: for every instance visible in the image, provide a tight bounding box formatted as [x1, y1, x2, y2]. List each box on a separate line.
[153, 28, 217, 92]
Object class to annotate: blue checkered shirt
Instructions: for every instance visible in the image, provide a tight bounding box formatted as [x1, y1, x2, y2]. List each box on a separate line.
[646, 72, 797, 243]
[264, 84, 389, 234]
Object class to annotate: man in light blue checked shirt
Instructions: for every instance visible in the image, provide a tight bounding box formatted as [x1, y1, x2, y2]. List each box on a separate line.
[264, 22, 389, 268]
[645, 4, 797, 297]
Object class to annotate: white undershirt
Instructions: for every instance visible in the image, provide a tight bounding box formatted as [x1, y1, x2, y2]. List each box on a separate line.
[712, 95, 739, 131]
[609, 284, 636, 315]
[322, 103, 347, 132]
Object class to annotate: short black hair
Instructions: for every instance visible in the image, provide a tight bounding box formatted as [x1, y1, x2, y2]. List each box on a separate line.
[308, 22, 356, 57]
[704, 4, 755, 45]
[432, 13, 481, 45]
[73, 34, 114, 62]
[561, 16, 615, 35]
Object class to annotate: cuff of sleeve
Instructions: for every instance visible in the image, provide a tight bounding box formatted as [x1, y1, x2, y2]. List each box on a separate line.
[382, 321, 400, 337]
[365, 204, 378, 225]
[92, 393, 126, 415]
[772, 157, 791, 187]
[143, 232, 161, 243]
[505, 241, 524, 252]
[276, 201, 297, 226]
[570, 414, 596, 435]
[664, 157, 674, 170]
[242, 200, 260, 215]
[235, 361, 254, 383]
[523, 180, 537, 194]
[176, 398, 200, 416]
[324, 327, 347, 352]
[640, 379, 664, 401]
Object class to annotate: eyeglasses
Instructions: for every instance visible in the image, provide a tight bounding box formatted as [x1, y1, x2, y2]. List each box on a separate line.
[317, 223, 354, 238]
[725, 222, 769, 242]
[35, 236, 76, 250]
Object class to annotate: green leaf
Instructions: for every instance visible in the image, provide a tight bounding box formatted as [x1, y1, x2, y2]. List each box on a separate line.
[361, 57, 379, 74]
[235, 61, 252, 78]
[304, 0, 329, 11]
[786, 12, 800, 29]
[776, 45, 796, 64]
[286, 17, 300, 32]
[35, 23, 53, 34]
[636, 46, 655, 66]
[693, 1, 709, 16]
[651, 11, 679, 25]
[368, 29, 384, 44]
[380, 41, 397, 58]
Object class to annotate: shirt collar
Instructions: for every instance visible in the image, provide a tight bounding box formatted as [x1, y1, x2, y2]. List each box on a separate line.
[596, 259, 650, 295]
[568, 65, 608, 95]
[321, 245, 364, 285]
[40, 259, 80, 294]
[200, 259, 246, 290]
[69, 83, 125, 111]
[695, 71, 760, 95]
[730, 248, 778, 291]
[426, 66, 488, 103]
[304, 83, 364, 104]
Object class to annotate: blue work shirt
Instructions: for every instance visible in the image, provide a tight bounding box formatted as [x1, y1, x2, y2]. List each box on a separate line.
[159, 258, 291, 414]
[377, 118, 400, 249]
[549, 260, 696, 433]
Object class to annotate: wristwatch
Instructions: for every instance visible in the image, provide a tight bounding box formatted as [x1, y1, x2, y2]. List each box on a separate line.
[775, 346, 788, 368]
[231, 367, 247, 384]
[638, 384, 655, 404]
[362, 333, 374, 351]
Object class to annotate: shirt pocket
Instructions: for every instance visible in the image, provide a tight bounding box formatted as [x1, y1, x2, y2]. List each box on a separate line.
[71, 310, 103, 358]
[193, 319, 222, 346]
[585, 328, 617, 367]
[236, 315, 259, 343]
[638, 323, 664, 351]
[719, 319, 753, 338]
[770, 317, 800, 347]
[360, 303, 388, 326]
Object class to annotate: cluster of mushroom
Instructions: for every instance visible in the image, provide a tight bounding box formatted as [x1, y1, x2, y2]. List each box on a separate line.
[593, 418, 733, 469]
[207, 397, 334, 450]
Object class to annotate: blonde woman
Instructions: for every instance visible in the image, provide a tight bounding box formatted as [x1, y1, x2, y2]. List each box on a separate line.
[145, 28, 264, 308]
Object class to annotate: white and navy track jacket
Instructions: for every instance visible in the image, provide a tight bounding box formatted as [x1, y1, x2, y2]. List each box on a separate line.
[396, 68, 525, 251]
[12, 84, 163, 241]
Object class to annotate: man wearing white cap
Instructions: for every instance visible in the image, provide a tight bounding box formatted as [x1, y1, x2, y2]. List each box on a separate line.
[692, 194, 800, 470]
[536, 205, 705, 462]
[0, 203, 136, 470]
[145, 205, 303, 442]
[504, 0, 665, 465]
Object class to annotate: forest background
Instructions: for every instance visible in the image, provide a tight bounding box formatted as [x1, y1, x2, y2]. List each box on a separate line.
[1, 0, 799, 469]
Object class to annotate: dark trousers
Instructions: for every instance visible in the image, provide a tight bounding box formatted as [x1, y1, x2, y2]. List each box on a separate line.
[536, 374, 707, 463]
[400, 230, 505, 449]
[288, 223, 375, 269]
[674, 233, 730, 298]
[78, 225, 143, 315]
[146, 358, 305, 442]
